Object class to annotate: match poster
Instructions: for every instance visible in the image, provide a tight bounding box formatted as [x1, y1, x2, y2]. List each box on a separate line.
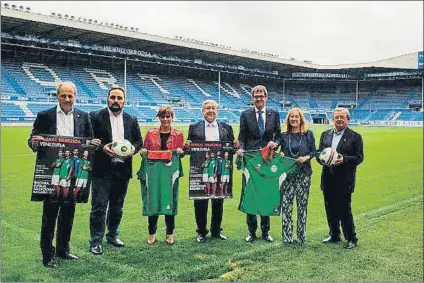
[189, 141, 234, 200]
[31, 135, 96, 203]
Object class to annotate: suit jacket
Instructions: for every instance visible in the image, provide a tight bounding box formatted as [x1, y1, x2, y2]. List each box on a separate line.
[144, 127, 184, 151]
[317, 127, 364, 193]
[89, 107, 143, 180]
[28, 106, 94, 151]
[238, 107, 281, 150]
[188, 120, 235, 144]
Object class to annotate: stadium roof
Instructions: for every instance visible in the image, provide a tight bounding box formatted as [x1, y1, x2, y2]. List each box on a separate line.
[1, 7, 421, 72]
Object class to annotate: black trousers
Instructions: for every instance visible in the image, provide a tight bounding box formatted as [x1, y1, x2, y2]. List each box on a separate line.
[148, 215, 175, 235]
[40, 199, 76, 263]
[246, 214, 270, 236]
[323, 189, 357, 243]
[194, 199, 223, 236]
[89, 176, 129, 245]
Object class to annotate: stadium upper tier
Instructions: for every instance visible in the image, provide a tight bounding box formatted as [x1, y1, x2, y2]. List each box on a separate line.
[1, 59, 423, 123]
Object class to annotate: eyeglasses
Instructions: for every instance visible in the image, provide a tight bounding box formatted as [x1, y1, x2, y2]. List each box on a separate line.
[253, 95, 266, 100]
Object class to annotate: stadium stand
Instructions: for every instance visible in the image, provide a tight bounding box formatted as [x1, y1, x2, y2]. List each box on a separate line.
[1, 6, 423, 125]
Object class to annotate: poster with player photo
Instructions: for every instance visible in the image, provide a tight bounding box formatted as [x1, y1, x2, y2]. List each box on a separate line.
[189, 141, 234, 200]
[31, 134, 95, 203]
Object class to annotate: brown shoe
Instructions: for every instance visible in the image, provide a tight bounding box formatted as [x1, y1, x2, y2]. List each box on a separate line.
[166, 234, 174, 245]
[147, 234, 156, 245]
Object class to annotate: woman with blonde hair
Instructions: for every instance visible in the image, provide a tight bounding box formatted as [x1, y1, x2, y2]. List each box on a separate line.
[276, 107, 316, 245]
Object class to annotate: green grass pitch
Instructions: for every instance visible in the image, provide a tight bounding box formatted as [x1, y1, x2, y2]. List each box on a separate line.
[1, 124, 423, 282]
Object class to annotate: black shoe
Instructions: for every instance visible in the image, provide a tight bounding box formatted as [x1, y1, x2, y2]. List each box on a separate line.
[56, 253, 79, 260]
[196, 234, 206, 243]
[106, 236, 125, 247]
[262, 233, 274, 242]
[90, 244, 103, 255]
[245, 233, 256, 242]
[43, 258, 58, 268]
[211, 233, 228, 240]
[322, 235, 341, 244]
[344, 241, 357, 249]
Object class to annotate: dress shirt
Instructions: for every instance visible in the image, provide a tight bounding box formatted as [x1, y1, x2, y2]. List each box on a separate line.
[254, 106, 266, 125]
[56, 104, 74, 136]
[331, 128, 346, 150]
[107, 107, 125, 141]
[204, 120, 220, 141]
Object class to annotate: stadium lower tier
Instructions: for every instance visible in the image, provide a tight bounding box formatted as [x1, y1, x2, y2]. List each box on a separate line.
[1, 102, 422, 123]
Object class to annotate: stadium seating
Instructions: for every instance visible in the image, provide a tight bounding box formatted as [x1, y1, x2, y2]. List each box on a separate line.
[1, 58, 422, 124]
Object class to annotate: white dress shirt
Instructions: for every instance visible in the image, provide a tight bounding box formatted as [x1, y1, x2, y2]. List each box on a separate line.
[254, 106, 266, 125]
[107, 107, 125, 141]
[331, 128, 346, 150]
[56, 104, 74, 136]
[204, 120, 220, 141]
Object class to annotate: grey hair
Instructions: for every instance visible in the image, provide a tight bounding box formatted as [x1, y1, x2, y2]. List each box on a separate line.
[333, 107, 350, 119]
[56, 81, 77, 96]
[202, 99, 219, 109]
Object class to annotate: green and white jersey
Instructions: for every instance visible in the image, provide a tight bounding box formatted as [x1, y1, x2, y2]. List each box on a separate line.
[138, 152, 183, 216]
[59, 158, 74, 179]
[207, 159, 217, 177]
[236, 151, 299, 216]
[77, 159, 91, 180]
[222, 159, 232, 176]
[52, 158, 64, 176]
[202, 159, 210, 174]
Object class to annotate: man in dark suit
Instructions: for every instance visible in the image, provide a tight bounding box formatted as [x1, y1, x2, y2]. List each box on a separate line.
[88, 85, 143, 255]
[236, 85, 282, 243]
[28, 81, 101, 268]
[186, 99, 235, 243]
[317, 107, 364, 249]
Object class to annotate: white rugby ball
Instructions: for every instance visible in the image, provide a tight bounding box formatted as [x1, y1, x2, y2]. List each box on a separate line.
[112, 139, 133, 157]
[319, 147, 340, 166]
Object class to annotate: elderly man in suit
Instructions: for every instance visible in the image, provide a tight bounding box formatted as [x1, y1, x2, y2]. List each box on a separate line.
[186, 99, 235, 243]
[29, 81, 101, 268]
[317, 107, 364, 249]
[236, 85, 281, 243]
[88, 85, 143, 255]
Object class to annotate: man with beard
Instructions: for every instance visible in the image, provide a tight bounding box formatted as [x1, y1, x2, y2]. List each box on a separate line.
[88, 85, 143, 255]
[28, 81, 101, 268]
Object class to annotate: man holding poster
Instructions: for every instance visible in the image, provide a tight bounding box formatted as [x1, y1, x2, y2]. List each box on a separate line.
[186, 99, 236, 243]
[28, 81, 101, 268]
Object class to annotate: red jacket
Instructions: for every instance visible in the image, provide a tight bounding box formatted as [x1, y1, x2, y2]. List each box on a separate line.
[143, 127, 184, 151]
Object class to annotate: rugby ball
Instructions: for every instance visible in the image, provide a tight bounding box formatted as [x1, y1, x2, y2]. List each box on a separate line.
[319, 147, 341, 166]
[112, 139, 134, 157]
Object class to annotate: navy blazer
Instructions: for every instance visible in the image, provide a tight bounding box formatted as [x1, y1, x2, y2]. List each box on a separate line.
[188, 120, 235, 143]
[89, 107, 143, 180]
[28, 106, 94, 151]
[277, 130, 316, 176]
[316, 127, 364, 193]
[238, 108, 281, 150]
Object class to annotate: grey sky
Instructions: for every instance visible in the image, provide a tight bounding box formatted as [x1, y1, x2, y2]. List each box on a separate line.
[5, 1, 424, 65]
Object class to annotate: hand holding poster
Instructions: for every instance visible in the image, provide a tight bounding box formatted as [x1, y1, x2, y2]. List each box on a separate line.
[189, 141, 234, 200]
[31, 135, 96, 203]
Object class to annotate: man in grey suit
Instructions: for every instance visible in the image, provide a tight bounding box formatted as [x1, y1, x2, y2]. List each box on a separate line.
[236, 85, 281, 242]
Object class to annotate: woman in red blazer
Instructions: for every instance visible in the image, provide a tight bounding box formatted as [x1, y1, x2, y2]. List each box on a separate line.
[140, 106, 184, 245]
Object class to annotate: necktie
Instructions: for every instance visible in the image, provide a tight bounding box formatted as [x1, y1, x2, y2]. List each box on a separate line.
[257, 110, 264, 136]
